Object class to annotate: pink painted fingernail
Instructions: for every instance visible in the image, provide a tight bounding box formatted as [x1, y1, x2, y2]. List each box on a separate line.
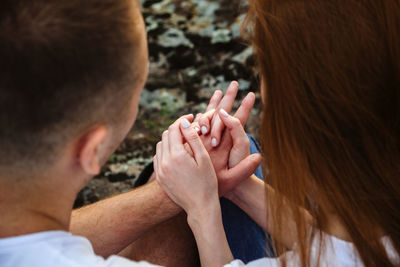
[195, 127, 200, 133]
[211, 138, 217, 147]
[220, 108, 229, 117]
[181, 118, 191, 129]
[201, 126, 208, 135]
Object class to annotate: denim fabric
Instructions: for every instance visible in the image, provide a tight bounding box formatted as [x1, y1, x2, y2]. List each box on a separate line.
[221, 134, 274, 263]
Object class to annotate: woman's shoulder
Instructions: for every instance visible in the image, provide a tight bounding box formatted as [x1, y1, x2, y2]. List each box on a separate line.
[225, 232, 399, 267]
[380, 236, 399, 265]
[318, 232, 398, 265]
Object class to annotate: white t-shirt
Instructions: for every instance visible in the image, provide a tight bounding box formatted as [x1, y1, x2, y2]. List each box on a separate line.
[1, 230, 398, 267]
[0, 231, 159, 267]
[225, 232, 399, 267]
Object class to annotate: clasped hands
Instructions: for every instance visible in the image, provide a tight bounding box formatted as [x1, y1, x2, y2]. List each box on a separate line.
[153, 81, 262, 215]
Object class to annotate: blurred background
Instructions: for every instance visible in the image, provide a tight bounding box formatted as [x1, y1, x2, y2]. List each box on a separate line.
[74, 0, 262, 207]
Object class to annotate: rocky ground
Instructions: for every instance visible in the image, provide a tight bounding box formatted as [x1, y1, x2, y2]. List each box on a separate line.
[74, 0, 262, 208]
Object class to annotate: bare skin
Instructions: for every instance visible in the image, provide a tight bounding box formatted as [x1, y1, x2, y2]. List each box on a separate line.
[155, 108, 355, 267]
[0, 3, 260, 267]
[70, 181, 181, 257]
[0, 1, 149, 241]
[155, 115, 234, 267]
[70, 83, 260, 265]
[119, 211, 200, 267]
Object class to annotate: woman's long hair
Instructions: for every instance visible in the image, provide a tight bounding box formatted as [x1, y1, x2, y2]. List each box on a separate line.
[245, 0, 400, 266]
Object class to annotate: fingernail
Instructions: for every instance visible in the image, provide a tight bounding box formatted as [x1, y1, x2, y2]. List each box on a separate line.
[220, 108, 229, 117]
[195, 127, 200, 133]
[181, 118, 191, 129]
[211, 138, 217, 147]
[201, 126, 208, 135]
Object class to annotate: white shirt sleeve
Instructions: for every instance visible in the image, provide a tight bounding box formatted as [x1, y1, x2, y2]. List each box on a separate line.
[102, 255, 162, 267]
[224, 258, 281, 267]
[0, 231, 163, 267]
[223, 232, 399, 267]
[223, 259, 246, 267]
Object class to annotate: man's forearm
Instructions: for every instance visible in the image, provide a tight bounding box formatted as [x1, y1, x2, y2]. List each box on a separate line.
[70, 180, 180, 257]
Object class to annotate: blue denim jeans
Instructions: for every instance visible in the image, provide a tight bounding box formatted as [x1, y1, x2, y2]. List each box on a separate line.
[220, 135, 274, 263]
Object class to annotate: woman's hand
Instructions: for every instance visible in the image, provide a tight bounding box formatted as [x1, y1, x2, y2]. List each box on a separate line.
[155, 115, 234, 267]
[154, 114, 219, 215]
[195, 90, 262, 195]
[215, 108, 261, 197]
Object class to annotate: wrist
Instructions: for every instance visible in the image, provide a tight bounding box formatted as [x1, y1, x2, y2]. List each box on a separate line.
[149, 180, 182, 216]
[186, 197, 233, 267]
[187, 196, 221, 231]
[225, 174, 254, 202]
[226, 174, 264, 212]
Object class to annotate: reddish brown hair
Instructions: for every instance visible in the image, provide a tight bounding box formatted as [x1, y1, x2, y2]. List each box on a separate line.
[246, 0, 400, 266]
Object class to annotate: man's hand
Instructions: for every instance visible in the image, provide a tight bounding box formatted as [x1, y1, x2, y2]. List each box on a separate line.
[194, 81, 262, 196]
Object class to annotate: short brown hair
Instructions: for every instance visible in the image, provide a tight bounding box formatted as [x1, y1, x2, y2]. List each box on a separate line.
[246, 0, 400, 266]
[0, 0, 142, 171]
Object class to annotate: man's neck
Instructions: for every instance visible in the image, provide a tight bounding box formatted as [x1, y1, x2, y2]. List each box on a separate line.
[0, 207, 70, 238]
[0, 174, 81, 238]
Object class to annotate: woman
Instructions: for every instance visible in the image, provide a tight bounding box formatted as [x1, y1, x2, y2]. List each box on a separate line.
[154, 0, 400, 266]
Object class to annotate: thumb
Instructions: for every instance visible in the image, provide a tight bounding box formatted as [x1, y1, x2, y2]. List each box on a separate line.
[225, 153, 262, 188]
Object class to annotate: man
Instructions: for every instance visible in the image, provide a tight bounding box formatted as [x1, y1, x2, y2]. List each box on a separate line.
[0, 0, 264, 266]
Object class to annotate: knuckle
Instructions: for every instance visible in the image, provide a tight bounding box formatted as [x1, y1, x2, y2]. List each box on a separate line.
[156, 141, 162, 149]
[200, 117, 209, 125]
[160, 163, 169, 174]
[170, 153, 182, 163]
[175, 154, 186, 164]
[198, 153, 209, 163]
[180, 114, 191, 121]
[232, 117, 241, 126]
[185, 131, 199, 142]
[237, 138, 250, 148]
[243, 138, 250, 147]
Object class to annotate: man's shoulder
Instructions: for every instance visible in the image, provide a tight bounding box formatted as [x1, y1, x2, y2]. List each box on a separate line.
[104, 256, 162, 267]
[0, 231, 160, 267]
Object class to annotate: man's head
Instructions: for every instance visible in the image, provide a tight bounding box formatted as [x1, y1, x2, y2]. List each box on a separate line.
[0, 0, 148, 178]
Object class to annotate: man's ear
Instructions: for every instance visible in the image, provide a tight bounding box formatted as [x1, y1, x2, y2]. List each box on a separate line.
[77, 126, 108, 176]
